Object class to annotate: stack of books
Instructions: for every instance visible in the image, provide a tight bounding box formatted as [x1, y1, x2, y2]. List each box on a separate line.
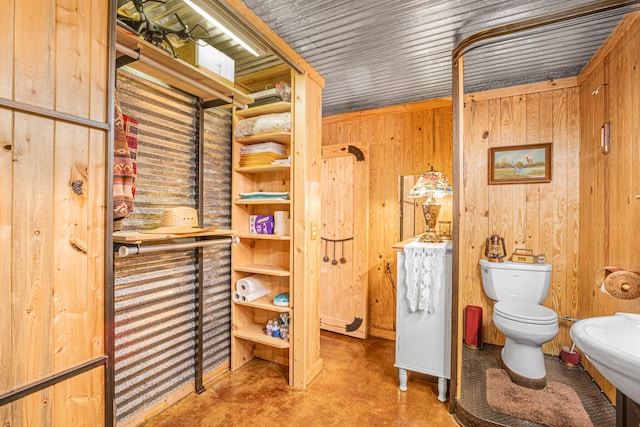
[239, 142, 287, 167]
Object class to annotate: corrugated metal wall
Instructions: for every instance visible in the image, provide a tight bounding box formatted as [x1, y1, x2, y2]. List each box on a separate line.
[114, 68, 232, 424]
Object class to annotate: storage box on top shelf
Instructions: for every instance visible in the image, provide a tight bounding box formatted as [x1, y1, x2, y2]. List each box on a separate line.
[176, 41, 235, 82]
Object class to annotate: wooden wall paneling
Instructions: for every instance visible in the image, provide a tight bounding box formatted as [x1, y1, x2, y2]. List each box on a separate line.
[524, 94, 542, 266]
[3, 1, 108, 424]
[88, 128, 106, 359]
[576, 14, 640, 401]
[322, 99, 453, 339]
[545, 89, 568, 356]
[0, 109, 12, 424]
[12, 1, 57, 420]
[89, 0, 108, 124]
[564, 88, 581, 354]
[0, 5, 13, 425]
[608, 28, 635, 270]
[460, 84, 580, 354]
[367, 114, 404, 338]
[537, 91, 556, 312]
[12, 113, 55, 425]
[484, 98, 505, 345]
[416, 110, 432, 174]
[53, 367, 105, 426]
[460, 99, 491, 339]
[52, 122, 99, 423]
[56, 0, 90, 117]
[368, 139, 395, 335]
[14, 0, 55, 108]
[577, 64, 612, 396]
[578, 65, 603, 324]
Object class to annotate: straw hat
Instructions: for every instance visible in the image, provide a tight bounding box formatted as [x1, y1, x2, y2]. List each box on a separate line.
[143, 207, 212, 234]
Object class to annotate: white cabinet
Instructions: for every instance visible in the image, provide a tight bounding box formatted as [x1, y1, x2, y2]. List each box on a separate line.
[394, 240, 452, 402]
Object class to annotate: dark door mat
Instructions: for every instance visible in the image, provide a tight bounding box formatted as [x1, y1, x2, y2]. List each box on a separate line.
[456, 344, 615, 427]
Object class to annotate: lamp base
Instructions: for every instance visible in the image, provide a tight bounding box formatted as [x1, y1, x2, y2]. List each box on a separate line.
[418, 229, 442, 243]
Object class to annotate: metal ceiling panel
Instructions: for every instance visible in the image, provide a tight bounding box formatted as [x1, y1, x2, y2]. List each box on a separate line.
[242, 0, 635, 115]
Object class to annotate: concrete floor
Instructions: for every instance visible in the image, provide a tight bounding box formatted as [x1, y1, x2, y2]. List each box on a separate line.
[141, 331, 459, 426]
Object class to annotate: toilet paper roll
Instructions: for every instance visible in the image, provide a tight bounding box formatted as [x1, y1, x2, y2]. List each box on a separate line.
[240, 287, 270, 303]
[236, 274, 270, 295]
[232, 291, 242, 302]
[594, 266, 640, 299]
[274, 211, 289, 235]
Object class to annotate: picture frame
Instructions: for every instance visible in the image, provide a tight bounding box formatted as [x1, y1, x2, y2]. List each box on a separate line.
[488, 143, 552, 185]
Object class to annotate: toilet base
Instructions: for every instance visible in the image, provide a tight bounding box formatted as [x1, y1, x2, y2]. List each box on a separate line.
[501, 359, 546, 390]
[500, 339, 547, 390]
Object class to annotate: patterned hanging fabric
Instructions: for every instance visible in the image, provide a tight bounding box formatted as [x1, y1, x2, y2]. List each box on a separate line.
[122, 113, 138, 200]
[113, 96, 136, 220]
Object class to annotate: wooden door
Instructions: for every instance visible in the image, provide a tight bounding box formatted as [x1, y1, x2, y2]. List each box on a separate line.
[320, 144, 368, 338]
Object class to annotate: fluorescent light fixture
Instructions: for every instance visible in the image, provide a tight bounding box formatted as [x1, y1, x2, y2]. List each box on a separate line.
[183, 0, 260, 57]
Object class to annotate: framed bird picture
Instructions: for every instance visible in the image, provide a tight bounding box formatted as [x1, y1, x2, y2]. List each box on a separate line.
[488, 143, 552, 185]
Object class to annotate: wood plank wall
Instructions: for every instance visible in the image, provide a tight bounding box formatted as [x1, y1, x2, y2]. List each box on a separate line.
[460, 79, 581, 356]
[1, 0, 108, 425]
[577, 12, 640, 402]
[322, 99, 453, 338]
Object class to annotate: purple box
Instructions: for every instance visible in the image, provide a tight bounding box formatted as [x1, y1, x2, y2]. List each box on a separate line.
[249, 215, 274, 234]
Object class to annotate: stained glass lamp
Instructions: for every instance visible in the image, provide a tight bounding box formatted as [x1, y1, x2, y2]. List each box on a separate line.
[407, 167, 452, 242]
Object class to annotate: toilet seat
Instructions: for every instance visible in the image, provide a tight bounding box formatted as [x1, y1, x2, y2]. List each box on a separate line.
[494, 301, 557, 325]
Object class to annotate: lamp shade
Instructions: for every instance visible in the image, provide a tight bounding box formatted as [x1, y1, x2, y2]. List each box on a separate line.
[407, 167, 452, 198]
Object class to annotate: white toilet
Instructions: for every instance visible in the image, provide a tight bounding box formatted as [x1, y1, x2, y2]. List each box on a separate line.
[479, 259, 558, 389]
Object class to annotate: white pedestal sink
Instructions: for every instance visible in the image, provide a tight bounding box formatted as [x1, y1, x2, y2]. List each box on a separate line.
[570, 312, 640, 404]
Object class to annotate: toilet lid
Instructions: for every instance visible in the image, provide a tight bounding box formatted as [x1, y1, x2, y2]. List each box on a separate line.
[494, 301, 557, 324]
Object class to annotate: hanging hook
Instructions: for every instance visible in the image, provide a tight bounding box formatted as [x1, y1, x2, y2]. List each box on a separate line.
[591, 83, 608, 95]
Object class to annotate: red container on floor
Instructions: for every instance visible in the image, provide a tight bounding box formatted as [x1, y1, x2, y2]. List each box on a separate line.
[464, 305, 483, 349]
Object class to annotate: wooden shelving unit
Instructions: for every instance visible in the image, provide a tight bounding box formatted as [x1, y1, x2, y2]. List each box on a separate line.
[234, 132, 291, 145]
[235, 101, 291, 118]
[234, 199, 291, 205]
[233, 264, 290, 276]
[234, 164, 290, 174]
[232, 324, 290, 349]
[231, 98, 294, 381]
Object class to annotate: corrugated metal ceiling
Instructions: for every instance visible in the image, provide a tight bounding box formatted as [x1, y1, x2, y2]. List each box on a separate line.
[242, 0, 636, 116]
[118, 1, 637, 116]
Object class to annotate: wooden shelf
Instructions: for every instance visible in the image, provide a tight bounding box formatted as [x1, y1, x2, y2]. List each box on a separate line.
[236, 233, 291, 241]
[115, 27, 253, 106]
[234, 199, 291, 205]
[113, 229, 235, 244]
[233, 295, 290, 312]
[235, 164, 290, 174]
[234, 264, 291, 276]
[233, 323, 290, 349]
[236, 101, 291, 119]
[235, 132, 291, 145]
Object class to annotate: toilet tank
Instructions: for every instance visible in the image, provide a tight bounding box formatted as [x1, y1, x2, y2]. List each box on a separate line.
[479, 259, 552, 303]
